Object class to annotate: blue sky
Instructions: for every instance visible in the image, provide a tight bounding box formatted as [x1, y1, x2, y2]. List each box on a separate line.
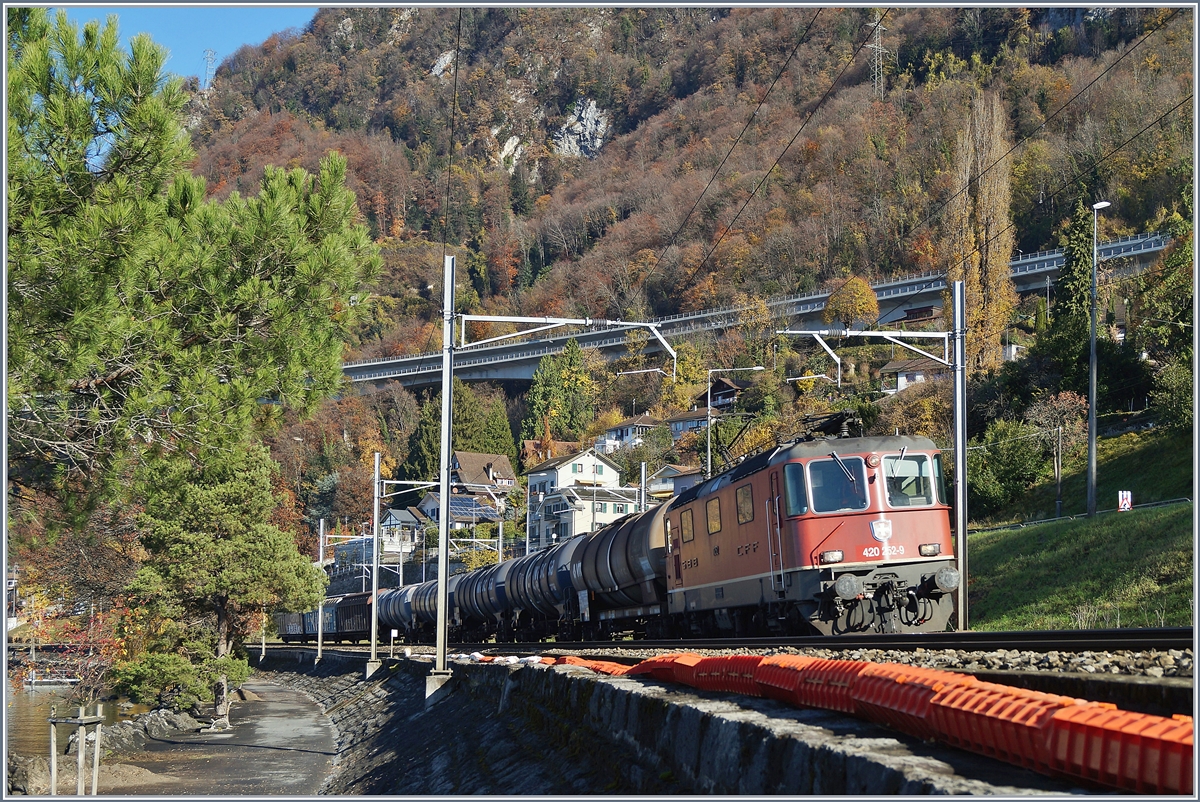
[59, 6, 318, 83]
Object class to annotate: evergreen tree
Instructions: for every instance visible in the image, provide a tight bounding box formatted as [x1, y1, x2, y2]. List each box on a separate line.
[403, 380, 494, 480]
[6, 9, 381, 502]
[522, 353, 565, 441]
[480, 397, 518, 463]
[135, 444, 326, 723]
[1040, 201, 1096, 393]
[557, 339, 598, 438]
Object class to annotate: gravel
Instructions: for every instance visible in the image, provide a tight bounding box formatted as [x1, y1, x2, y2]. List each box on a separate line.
[401, 644, 1194, 679]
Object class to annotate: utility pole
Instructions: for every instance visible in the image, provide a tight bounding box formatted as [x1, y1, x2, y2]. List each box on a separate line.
[203, 48, 216, 91]
[867, 10, 887, 101]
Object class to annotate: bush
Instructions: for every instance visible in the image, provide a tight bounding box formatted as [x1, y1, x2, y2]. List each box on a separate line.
[967, 418, 1047, 518]
[109, 653, 210, 710]
[1152, 352, 1194, 431]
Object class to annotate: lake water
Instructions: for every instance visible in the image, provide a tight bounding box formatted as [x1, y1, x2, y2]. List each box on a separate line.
[5, 683, 152, 757]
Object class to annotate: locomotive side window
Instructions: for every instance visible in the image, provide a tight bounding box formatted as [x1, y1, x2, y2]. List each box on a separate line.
[783, 463, 808, 516]
[735, 484, 754, 524]
[680, 509, 694, 543]
[809, 457, 869, 512]
[883, 453, 935, 507]
[706, 498, 722, 534]
[933, 453, 948, 504]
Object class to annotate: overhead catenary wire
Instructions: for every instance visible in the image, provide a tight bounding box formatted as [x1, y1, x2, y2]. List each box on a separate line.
[689, 10, 892, 285]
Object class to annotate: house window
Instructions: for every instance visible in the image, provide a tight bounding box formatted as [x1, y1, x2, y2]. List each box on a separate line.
[596, 464, 604, 475]
[572, 463, 582, 474]
[594, 502, 607, 513]
[735, 484, 754, 524]
[706, 497, 721, 534]
[614, 504, 626, 514]
[680, 509, 694, 543]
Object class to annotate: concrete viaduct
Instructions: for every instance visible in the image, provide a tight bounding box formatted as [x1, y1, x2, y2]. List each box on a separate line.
[342, 232, 1170, 391]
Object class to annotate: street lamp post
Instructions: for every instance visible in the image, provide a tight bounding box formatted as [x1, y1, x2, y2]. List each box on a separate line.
[706, 366, 764, 478]
[1088, 200, 1110, 517]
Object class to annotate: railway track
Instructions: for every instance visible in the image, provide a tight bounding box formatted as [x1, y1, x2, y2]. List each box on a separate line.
[264, 626, 1193, 657]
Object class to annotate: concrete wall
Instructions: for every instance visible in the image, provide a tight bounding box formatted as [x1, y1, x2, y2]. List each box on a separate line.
[253, 649, 1074, 795]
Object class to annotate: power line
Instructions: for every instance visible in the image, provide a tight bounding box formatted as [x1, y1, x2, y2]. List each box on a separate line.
[871, 10, 1186, 326]
[653, 9, 823, 273]
[689, 10, 892, 285]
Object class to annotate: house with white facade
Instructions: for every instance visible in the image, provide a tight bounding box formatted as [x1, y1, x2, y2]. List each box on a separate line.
[879, 358, 947, 394]
[524, 447, 639, 551]
[595, 414, 661, 454]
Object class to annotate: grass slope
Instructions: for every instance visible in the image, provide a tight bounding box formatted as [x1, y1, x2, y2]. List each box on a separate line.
[967, 502, 1194, 630]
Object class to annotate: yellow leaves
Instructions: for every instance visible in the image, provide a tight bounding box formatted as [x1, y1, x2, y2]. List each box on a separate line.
[823, 276, 879, 329]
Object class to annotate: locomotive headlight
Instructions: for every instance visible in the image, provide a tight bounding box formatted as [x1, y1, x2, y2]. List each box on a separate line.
[866, 453, 881, 468]
[819, 549, 844, 564]
[934, 567, 960, 592]
[918, 543, 941, 557]
[833, 573, 861, 600]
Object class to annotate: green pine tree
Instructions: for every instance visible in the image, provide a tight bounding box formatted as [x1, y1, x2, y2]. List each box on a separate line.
[1038, 201, 1096, 393]
[480, 397, 518, 463]
[6, 9, 381, 505]
[522, 353, 565, 441]
[134, 444, 326, 723]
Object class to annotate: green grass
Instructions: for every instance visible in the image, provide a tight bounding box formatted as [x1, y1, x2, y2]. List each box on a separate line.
[980, 427, 1193, 525]
[967, 502, 1194, 631]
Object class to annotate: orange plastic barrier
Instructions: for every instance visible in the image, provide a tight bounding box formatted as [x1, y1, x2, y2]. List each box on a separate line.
[1046, 706, 1194, 794]
[753, 654, 822, 705]
[689, 655, 764, 696]
[624, 652, 704, 683]
[553, 655, 630, 675]
[851, 663, 977, 740]
[928, 680, 1089, 773]
[790, 658, 870, 714]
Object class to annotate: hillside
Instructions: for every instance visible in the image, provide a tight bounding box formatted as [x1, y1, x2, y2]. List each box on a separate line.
[968, 426, 1193, 631]
[185, 8, 1194, 361]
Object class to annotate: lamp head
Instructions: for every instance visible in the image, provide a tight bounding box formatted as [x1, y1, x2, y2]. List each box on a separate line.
[1092, 201, 1111, 211]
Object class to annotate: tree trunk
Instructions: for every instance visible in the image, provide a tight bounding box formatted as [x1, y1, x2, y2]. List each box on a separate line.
[212, 600, 231, 725]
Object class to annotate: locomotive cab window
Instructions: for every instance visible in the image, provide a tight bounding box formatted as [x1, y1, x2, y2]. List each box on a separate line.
[883, 453, 935, 507]
[783, 463, 808, 516]
[706, 497, 722, 534]
[933, 453, 948, 505]
[680, 509, 694, 543]
[809, 457, 869, 513]
[735, 484, 754, 524]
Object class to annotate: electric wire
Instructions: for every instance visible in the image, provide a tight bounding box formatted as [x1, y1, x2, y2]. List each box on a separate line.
[689, 10, 892, 284]
[654, 9, 823, 271]
[870, 10, 1186, 326]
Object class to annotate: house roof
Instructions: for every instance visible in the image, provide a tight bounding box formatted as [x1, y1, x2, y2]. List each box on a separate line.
[607, 414, 662, 431]
[452, 451, 516, 488]
[520, 438, 581, 467]
[648, 463, 702, 480]
[381, 507, 420, 527]
[419, 492, 502, 523]
[880, 358, 946, 375]
[523, 447, 621, 477]
[664, 408, 717, 424]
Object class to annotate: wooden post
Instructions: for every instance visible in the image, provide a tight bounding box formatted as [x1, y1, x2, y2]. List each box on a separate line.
[49, 705, 57, 796]
[90, 704, 103, 795]
[75, 706, 85, 796]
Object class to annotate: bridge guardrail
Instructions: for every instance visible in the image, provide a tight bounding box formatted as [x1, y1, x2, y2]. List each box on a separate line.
[343, 233, 1169, 378]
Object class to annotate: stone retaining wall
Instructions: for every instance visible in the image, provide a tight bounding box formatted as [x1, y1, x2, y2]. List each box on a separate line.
[254, 649, 1075, 795]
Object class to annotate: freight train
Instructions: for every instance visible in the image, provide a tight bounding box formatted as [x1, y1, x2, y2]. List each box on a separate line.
[277, 421, 961, 644]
